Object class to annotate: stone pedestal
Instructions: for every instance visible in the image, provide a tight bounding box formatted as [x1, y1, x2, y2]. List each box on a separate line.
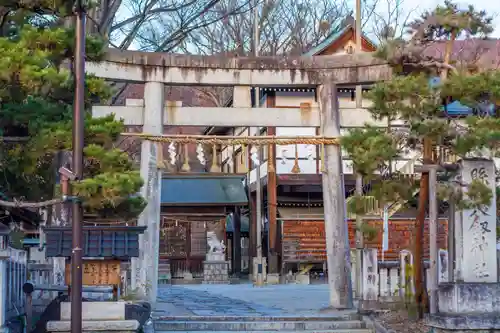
[158, 260, 171, 284]
[426, 159, 500, 332]
[203, 253, 229, 284]
[427, 283, 500, 332]
[266, 273, 280, 284]
[47, 301, 147, 333]
[252, 257, 267, 282]
[203, 261, 229, 284]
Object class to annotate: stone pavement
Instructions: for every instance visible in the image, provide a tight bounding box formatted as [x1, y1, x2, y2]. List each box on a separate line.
[154, 284, 347, 318]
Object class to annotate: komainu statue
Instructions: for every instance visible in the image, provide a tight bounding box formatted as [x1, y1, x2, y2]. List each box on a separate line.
[206, 231, 226, 254]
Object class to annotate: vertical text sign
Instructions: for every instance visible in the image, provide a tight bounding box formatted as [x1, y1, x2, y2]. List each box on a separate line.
[461, 159, 498, 282]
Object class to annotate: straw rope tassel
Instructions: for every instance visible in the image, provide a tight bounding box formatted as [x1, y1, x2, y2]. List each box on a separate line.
[241, 145, 248, 173]
[210, 144, 220, 173]
[181, 144, 191, 172]
[291, 144, 301, 174]
[156, 142, 166, 169]
[320, 144, 326, 173]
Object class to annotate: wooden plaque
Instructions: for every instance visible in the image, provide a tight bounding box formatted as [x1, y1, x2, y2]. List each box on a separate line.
[65, 260, 121, 286]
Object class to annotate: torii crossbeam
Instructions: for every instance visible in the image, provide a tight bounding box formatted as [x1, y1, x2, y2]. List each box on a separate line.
[87, 49, 392, 85]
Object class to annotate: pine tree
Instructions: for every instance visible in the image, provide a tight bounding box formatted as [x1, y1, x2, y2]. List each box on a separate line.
[0, 0, 146, 220]
[341, 0, 500, 316]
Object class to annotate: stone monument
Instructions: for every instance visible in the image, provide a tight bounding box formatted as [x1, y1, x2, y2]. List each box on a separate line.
[427, 159, 500, 333]
[203, 231, 230, 284]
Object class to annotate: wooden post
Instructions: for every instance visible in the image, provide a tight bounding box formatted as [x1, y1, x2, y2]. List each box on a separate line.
[319, 81, 349, 308]
[428, 166, 438, 314]
[355, 173, 363, 299]
[233, 207, 242, 276]
[448, 199, 455, 282]
[267, 125, 279, 274]
[249, 193, 257, 275]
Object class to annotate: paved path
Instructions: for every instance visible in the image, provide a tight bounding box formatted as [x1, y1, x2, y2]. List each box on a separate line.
[154, 284, 347, 317]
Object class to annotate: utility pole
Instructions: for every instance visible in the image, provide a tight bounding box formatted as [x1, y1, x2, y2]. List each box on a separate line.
[71, 0, 86, 332]
[253, 0, 264, 286]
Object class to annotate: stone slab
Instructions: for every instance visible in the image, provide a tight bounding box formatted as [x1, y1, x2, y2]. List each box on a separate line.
[47, 320, 139, 332]
[154, 320, 364, 331]
[427, 313, 500, 331]
[206, 253, 225, 261]
[153, 331, 373, 333]
[60, 302, 126, 321]
[438, 282, 500, 314]
[295, 274, 311, 285]
[266, 274, 280, 285]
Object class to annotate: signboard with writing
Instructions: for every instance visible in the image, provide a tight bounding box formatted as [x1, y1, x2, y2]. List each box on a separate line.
[65, 260, 121, 286]
[460, 159, 498, 282]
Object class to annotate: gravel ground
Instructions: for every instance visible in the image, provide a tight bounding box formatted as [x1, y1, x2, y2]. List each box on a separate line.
[375, 310, 431, 333]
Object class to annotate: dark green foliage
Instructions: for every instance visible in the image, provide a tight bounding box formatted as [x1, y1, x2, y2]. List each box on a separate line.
[355, 1, 500, 211]
[340, 126, 399, 177]
[0, 1, 146, 219]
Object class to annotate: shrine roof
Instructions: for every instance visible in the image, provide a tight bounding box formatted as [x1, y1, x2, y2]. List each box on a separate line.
[161, 175, 248, 206]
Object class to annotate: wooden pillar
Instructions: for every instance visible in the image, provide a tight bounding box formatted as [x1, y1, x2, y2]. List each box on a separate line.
[319, 81, 350, 308]
[233, 207, 242, 276]
[249, 193, 257, 275]
[267, 118, 279, 274]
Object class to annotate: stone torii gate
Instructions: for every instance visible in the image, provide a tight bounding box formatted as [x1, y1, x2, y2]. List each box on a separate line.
[87, 49, 391, 307]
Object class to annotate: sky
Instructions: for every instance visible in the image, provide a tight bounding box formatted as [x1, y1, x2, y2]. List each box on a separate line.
[392, 0, 500, 37]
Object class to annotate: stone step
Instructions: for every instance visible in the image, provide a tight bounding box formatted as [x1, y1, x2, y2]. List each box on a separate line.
[155, 328, 375, 333]
[154, 315, 361, 322]
[154, 320, 365, 331]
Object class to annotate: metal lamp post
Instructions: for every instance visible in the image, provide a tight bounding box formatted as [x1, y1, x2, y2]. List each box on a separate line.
[70, 0, 86, 332]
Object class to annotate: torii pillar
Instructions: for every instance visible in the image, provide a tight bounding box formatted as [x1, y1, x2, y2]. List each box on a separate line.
[131, 82, 164, 303]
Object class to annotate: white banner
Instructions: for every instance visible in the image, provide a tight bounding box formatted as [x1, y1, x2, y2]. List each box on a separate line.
[460, 159, 498, 282]
[382, 205, 389, 253]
